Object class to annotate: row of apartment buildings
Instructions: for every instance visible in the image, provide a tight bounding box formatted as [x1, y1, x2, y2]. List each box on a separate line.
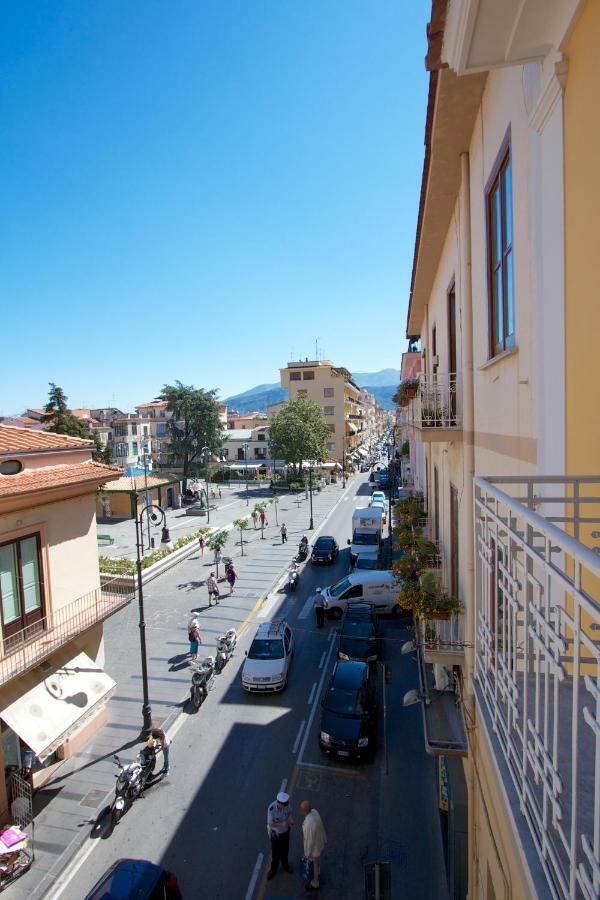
[396, 2, 600, 898]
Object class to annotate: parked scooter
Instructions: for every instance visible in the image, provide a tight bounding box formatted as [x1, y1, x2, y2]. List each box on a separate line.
[287, 560, 300, 592]
[189, 655, 216, 709]
[110, 739, 158, 825]
[215, 628, 237, 672]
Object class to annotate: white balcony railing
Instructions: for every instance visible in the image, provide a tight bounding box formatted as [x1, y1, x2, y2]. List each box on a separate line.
[407, 372, 461, 429]
[474, 475, 600, 900]
[0, 578, 135, 685]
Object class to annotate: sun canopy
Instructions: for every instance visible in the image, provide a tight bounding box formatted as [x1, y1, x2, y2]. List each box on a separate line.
[0, 651, 116, 760]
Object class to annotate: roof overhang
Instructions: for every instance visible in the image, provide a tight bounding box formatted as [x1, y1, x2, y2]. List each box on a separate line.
[407, 66, 486, 336]
[442, 0, 584, 75]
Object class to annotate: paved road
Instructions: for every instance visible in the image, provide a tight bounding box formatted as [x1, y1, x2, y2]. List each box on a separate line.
[33, 475, 448, 900]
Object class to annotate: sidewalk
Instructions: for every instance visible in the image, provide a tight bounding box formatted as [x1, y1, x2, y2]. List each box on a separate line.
[13, 481, 351, 900]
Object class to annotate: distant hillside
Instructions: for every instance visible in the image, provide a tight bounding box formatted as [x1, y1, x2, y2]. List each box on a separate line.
[362, 385, 396, 410]
[225, 368, 400, 414]
[353, 368, 400, 388]
[226, 385, 286, 414]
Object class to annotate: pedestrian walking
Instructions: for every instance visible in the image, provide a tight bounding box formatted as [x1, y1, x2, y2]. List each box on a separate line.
[267, 792, 293, 880]
[259, 509, 267, 528]
[206, 572, 219, 606]
[151, 726, 171, 776]
[218, 488, 222, 499]
[251, 510, 258, 529]
[281, 523, 288, 544]
[188, 616, 202, 660]
[313, 590, 325, 628]
[225, 562, 237, 595]
[300, 801, 327, 891]
[198, 534, 205, 557]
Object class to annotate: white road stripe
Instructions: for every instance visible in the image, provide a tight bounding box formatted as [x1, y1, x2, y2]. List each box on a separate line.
[298, 593, 315, 620]
[43, 834, 99, 900]
[244, 852, 264, 900]
[307, 682, 317, 705]
[318, 651, 326, 669]
[292, 719, 306, 754]
[297, 634, 337, 765]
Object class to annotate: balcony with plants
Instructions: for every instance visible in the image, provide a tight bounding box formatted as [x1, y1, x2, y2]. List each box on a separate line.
[392, 495, 468, 755]
[398, 373, 462, 439]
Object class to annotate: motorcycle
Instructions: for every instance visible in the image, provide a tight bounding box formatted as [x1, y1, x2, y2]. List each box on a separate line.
[110, 740, 158, 826]
[189, 655, 216, 709]
[215, 628, 237, 672]
[287, 561, 300, 593]
[297, 540, 309, 562]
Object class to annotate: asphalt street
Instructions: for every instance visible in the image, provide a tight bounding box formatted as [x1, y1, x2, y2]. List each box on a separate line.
[42, 474, 448, 900]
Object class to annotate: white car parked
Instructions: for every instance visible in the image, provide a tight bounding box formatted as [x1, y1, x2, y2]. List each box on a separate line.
[242, 619, 295, 692]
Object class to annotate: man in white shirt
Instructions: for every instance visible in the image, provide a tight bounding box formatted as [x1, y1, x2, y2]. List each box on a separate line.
[300, 801, 327, 890]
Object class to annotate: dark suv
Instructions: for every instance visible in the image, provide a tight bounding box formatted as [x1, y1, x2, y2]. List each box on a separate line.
[311, 535, 339, 565]
[338, 603, 380, 663]
[319, 661, 377, 760]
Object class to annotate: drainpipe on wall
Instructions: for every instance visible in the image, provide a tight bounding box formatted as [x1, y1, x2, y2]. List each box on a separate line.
[459, 150, 477, 899]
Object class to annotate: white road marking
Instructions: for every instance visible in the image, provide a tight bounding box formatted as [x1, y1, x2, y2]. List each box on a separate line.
[328, 626, 335, 641]
[297, 632, 337, 765]
[244, 852, 265, 900]
[307, 682, 317, 705]
[318, 651, 326, 669]
[43, 832, 100, 900]
[298, 760, 362, 776]
[292, 719, 306, 754]
[279, 777, 288, 793]
[298, 594, 315, 620]
[256, 592, 281, 620]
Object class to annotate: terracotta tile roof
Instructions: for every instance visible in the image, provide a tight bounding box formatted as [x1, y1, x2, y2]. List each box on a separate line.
[102, 472, 180, 492]
[136, 400, 168, 409]
[0, 461, 122, 498]
[0, 425, 94, 454]
[1, 416, 44, 428]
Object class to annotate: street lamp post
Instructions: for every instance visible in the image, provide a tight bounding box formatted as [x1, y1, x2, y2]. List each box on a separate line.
[202, 446, 211, 524]
[243, 443, 249, 505]
[308, 461, 314, 530]
[342, 441, 346, 489]
[135, 499, 170, 735]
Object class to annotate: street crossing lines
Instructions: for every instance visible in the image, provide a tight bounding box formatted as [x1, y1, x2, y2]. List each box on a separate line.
[298, 593, 314, 620]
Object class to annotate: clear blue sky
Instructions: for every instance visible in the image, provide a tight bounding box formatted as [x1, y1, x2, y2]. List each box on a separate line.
[1, 0, 430, 414]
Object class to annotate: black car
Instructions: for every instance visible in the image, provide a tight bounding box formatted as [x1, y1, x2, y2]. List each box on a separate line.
[338, 611, 380, 663]
[311, 535, 339, 565]
[84, 859, 182, 900]
[319, 661, 377, 760]
[351, 555, 380, 571]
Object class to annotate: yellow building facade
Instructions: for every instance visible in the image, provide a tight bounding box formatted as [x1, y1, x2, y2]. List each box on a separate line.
[403, 2, 600, 898]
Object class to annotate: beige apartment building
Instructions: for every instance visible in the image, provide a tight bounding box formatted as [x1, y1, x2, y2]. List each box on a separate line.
[0, 426, 129, 821]
[279, 360, 365, 467]
[400, 2, 600, 898]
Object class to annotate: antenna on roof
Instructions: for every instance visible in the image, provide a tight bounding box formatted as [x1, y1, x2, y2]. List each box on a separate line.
[315, 337, 320, 360]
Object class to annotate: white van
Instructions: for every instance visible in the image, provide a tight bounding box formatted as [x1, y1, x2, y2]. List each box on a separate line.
[320, 571, 403, 619]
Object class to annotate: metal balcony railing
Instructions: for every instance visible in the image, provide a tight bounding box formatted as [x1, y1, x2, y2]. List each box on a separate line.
[407, 373, 461, 429]
[0, 579, 135, 685]
[474, 475, 600, 900]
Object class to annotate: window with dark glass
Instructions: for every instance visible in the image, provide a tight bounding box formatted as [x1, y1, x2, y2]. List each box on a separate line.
[302, 370, 314, 380]
[0, 534, 44, 639]
[487, 149, 514, 355]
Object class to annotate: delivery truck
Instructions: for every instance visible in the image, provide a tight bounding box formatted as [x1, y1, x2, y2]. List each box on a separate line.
[350, 507, 383, 564]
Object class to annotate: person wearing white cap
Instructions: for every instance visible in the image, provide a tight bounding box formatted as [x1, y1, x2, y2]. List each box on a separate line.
[266, 791, 294, 880]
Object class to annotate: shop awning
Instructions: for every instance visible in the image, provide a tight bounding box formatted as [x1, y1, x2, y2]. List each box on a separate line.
[356, 447, 368, 457]
[346, 421, 358, 433]
[0, 651, 116, 761]
[225, 461, 265, 469]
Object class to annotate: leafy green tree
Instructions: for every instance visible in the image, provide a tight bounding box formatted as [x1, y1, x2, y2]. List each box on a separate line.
[159, 381, 223, 490]
[41, 383, 114, 465]
[269, 396, 329, 474]
[233, 517, 250, 556]
[206, 529, 229, 577]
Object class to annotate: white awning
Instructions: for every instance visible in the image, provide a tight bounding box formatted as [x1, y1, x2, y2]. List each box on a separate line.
[0, 651, 116, 761]
[346, 421, 358, 433]
[356, 447, 368, 457]
[225, 461, 265, 469]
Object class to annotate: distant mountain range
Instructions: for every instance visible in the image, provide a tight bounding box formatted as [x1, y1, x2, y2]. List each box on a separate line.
[225, 369, 400, 413]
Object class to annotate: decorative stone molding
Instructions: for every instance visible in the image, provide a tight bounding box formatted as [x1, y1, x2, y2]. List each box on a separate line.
[528, 57, 569, 133]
